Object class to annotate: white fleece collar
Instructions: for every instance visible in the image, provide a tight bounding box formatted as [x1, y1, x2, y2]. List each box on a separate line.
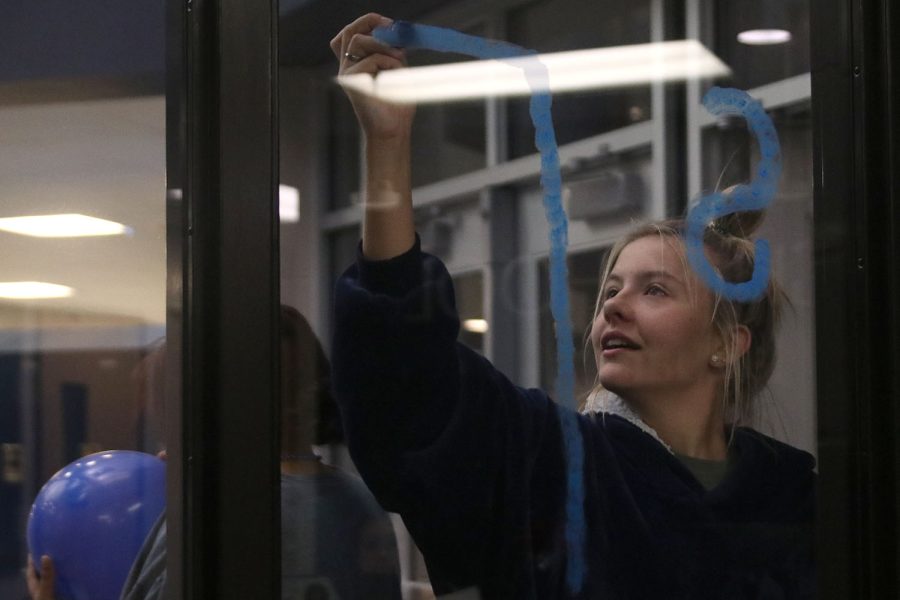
[582, 391, 674, 454]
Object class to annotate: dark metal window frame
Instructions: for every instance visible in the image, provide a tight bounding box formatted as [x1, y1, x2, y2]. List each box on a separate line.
[166, 0, 280, 598]
[810, 0, 900, 598]
[163, 0, 899, 597]
[812, 0, 899, 597]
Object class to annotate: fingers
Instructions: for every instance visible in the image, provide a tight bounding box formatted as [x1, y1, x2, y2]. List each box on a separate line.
[341, 53, 406, 80]
[330, 13, 393, 60]
[344, 34, 405, 66]
[26, 555, 39, 598]
[331, 13, 406, 77]
[39, 555, 56, 599]
[331, 12, 417, 139]
[26, 555, 55, 600]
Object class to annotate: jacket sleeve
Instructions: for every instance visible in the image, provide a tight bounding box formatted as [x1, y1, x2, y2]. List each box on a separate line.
[331, 238, 567, 595]
[119, 514, 167, 600]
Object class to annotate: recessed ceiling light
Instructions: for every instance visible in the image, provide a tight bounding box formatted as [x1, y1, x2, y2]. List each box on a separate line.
[462, 319, 489, 333]
[737, 29, 792, 45]
[0, 214, 131, 237]
[0, 281, 74, 299]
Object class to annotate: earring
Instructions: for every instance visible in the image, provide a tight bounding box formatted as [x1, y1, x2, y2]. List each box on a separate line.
[711, 353, 724, 367]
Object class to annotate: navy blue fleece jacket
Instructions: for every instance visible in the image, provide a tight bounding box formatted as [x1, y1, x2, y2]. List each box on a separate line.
[332, 238, 815, 599]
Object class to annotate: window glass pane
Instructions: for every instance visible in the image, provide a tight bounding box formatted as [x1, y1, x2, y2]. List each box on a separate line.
[327, 32, 487, 211]
[506, 0, 652, 158]
[328, 89, 362, 211]
[0, 5, 168, 599]
[714, 0, 810, 89]
[453, 272, 486, 354]
[539, 249, 607, 402]
[410, 101, 486, 186]
[281, 0, 821, 598]
[282, 53, 408, 594]
[329, 227, 363, 284]
[701, 103, 815, 451]
[326, 226, 362, 319]
[406, 36, 487, 186]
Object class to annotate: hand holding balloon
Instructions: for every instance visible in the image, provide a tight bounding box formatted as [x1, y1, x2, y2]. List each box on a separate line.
[26, 555, 56, 600]
[27, 450, 166, 600]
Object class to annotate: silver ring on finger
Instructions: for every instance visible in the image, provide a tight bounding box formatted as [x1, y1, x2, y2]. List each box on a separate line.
[344, 51, 362, 63]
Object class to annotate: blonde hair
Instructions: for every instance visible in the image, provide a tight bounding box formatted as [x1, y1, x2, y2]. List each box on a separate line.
[587, 211, 785, 427]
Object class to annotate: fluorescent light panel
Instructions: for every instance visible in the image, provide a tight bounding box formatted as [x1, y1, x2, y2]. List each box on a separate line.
[0, 281, 74, 299]
[337, 40, 730, 104]
[737, 29, 792, 45]
[279, 185, 300, 222]
[0, 214, 130, 238]
[462, 319, 489, 334]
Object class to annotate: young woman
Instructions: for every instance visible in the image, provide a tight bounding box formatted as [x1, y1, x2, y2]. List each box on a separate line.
[331, 14, 815, 599]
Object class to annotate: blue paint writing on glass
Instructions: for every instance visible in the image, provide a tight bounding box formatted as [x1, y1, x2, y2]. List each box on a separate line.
[685, 87, 781, 301]
[374, 22, 586, 592]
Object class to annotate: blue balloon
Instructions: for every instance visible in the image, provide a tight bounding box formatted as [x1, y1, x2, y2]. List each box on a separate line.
[27, 450, 166, 600]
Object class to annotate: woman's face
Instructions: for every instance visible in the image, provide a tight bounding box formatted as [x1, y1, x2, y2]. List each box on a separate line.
[591, 235, 723, 402]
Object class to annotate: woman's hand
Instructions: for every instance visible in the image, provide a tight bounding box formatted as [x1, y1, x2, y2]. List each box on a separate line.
[26, 555, 56, 600]
[330, 13, 416, 142]
[331, 13, 417, 260]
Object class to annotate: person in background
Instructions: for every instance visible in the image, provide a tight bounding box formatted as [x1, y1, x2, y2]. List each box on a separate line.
[279, 305, 402, 600]
[329, 13, 815, 599]
[28, 306, 402, 600]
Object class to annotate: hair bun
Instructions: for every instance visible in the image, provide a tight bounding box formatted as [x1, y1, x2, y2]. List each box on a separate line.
[711, 210, 765, 239]
[710, 184, 766, 239]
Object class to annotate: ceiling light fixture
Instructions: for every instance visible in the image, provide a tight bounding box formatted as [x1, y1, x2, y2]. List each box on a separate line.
[279, 185, 300, 223]
[736, 29, 792, 45]
[0, 281, 74, 299]
[462, 319, 489, 334]
[0, 214, 130, 238]
[337, 40, 730, 104]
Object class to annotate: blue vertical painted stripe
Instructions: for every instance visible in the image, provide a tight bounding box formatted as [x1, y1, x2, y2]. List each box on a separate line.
[373, 21, 587, 593]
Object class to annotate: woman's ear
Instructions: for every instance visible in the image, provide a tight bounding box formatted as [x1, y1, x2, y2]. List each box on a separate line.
[733, 324, 751, 359]
[710, 325, 751, 368]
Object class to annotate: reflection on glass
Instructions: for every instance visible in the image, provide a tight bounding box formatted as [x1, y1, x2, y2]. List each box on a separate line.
[411, 102, 485, 187]
[507, 0, 653, 158]
[0, 96, 166, 600]
[702, 103, 816, 453]
[0, 6, 166, 597]
[715, 0, 809, 88]
[336, 41, 727, 103]
[405, 33, 487, 187]
[328, 88, 362, 210]
[328, 227, 362, 315]
[280, 306, 402, 599]
[539, 249, 607, 403]
[453, 273, 485, 354]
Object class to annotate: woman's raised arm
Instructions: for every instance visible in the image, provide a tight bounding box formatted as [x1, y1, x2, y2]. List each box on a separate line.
[331, 13, 416, 261]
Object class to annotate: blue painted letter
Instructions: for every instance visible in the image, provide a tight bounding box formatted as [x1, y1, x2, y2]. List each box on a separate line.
[685, 87, 781, 301]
